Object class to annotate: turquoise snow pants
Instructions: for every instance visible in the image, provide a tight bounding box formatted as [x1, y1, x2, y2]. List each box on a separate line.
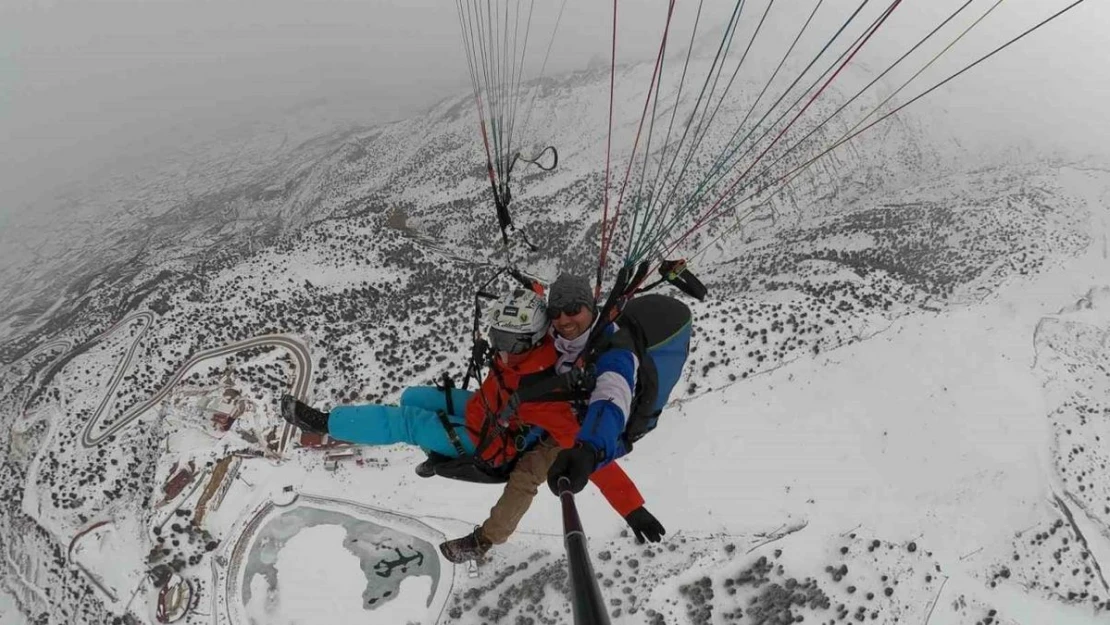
[327, 386, 477, 457]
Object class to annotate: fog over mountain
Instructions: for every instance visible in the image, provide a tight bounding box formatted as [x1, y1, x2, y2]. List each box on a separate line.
[2, 0, 1108, 226]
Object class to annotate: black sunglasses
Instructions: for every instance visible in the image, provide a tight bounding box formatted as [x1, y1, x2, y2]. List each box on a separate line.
[549, 302, 586, 318]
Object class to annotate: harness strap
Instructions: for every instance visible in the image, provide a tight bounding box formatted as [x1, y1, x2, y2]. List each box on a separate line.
[440, 373, 457, 415]
[436, 410, 470, 458]
[472, 354, 524, 466]
[497, 368, 596, 425]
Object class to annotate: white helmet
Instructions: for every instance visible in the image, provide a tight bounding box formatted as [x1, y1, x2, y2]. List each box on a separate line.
[487, 288, 547, 354]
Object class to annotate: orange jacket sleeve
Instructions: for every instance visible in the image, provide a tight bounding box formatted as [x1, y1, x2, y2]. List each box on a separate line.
[589, 461, 644, 518]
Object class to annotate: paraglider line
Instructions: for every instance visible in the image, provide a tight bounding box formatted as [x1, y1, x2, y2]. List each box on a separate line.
[635, 0, 877, 263]
[596, 0, 619, 298]
[679, 0, 1092, 265]
[604, 0, 677, 271]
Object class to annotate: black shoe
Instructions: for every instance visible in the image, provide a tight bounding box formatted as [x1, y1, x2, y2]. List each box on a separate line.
[414, 452, 453, 478]
[280, 394, 329, 435]
[439, 528, 492, 564]
[415, 459, 437, 478]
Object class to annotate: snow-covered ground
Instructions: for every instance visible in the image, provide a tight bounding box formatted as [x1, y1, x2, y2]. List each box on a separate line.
[4, 163, 1109, 622]
[225, 166, 1109, 625]
[118, 168, 1103, 625]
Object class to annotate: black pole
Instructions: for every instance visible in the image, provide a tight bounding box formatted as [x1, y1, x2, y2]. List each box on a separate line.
[558, 477, 612, 625]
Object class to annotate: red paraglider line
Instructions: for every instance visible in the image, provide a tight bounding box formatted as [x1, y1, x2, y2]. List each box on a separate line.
[478, 116, 499, 189]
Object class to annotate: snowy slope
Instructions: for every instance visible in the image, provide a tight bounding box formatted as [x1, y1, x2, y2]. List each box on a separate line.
[2, 43, 1110, 625]
[5, 163, 1107, 625]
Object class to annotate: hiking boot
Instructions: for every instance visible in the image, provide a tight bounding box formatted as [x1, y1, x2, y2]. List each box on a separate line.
[414, 459, 437, 478]
[280, 395, 329, 435]
[414, 452, 453, 478]
[439, 528, 492, 564]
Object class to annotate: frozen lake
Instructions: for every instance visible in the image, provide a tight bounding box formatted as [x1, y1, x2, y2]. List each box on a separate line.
[0, 589, 27, 625]
[239, 504, 442, 625]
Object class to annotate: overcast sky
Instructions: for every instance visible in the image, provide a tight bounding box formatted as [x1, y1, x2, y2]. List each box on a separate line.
[2, 0, 1108, 222]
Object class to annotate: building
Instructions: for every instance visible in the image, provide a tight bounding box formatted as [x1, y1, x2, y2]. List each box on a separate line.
[323, 448, 362, 472]
[159, 461, 196, 506]
[210, 388, 246, 431]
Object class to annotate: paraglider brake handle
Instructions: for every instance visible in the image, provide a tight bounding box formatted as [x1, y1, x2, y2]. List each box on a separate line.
[659, 258, 708, 301]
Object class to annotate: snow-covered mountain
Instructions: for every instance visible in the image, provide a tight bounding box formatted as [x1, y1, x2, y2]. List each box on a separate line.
[2, 49, 1109, 625]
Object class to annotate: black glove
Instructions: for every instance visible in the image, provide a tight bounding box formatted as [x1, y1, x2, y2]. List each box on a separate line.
[547, 442, 602, 495]
[624, 506, 666, 544]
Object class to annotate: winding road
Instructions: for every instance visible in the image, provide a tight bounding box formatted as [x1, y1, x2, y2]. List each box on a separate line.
[21, 338, 75, 363]
[78, 312, 312, 447]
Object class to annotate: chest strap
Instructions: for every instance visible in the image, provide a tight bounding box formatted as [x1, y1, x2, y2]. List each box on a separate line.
[496, 367, 596, 424]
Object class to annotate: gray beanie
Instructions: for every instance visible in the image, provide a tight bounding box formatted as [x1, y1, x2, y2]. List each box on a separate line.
[548, 274, 596, 315]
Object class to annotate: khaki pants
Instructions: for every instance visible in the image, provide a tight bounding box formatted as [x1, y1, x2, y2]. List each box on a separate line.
[480, 438, 563, 544]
